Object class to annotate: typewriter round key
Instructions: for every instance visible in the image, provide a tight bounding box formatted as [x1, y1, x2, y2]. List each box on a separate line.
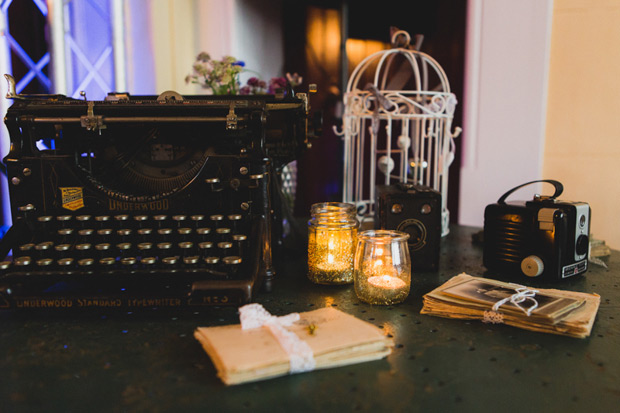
[37, 215, 54, 232]
[120, 257, 137, 266]
[162, 257, 178, 266]
[233, 234, 247, 257]
[133, 215, 149, 228]
[14, 256, 32, 267]
[141, 256, 157, 266]
[17, 243, 35, 257]
[190, 215, 206, 228]
[54, 243, 72, 259]
[36, 258, 54, 268]
[179, 241, 194, 253]
[153, 215, 168, 228]
[137, 242, 154, 252]
[95, 215, 111, 228]
[117, 242, 133, 258]
[217, 242, 233, 257]
[57, 215, 73, 228]
[157, 228, 173, 242]
[0, 261, 11, 272]
[95, 243, 113, 260]
[223, 256, 242, 277]
[114, 214, 129, 223]
[78, 258, 95, 267]
[183, 256, 200, 266]
[205, 256, 219, 265]
[76, 215, 92, 228]
[99, 257, 116, 267]
[96, 228, 113, 242]
[78, 228, 94, 240]
[210, 215, 224, 230]
[157, 243, 173, 255]
[198, 241, 214, 256]
[137, 228, 153, 240]
[75, 243, 92, 258]
[205, 178, 220, 184]
[197, 228, 212, 241]
[57, 257, 75, 268]
[117, 228, 133, 242]
[172, 215, 187, 226]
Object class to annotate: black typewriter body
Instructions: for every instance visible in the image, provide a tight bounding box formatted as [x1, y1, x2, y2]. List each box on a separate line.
[0, 87, 313, 310]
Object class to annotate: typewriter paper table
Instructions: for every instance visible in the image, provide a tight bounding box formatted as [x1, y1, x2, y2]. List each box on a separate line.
[1, 225, 619, 412]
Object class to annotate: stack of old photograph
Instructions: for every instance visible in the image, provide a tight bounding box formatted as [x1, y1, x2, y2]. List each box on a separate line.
[421, 273, 600, 338]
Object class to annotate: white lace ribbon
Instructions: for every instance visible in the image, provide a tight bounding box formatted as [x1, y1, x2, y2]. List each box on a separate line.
[491, 287, 540, 317]
[239, 303, 316, 373]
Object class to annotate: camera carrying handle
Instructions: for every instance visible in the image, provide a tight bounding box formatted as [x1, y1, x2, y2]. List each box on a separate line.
[497, 179, 564, 204]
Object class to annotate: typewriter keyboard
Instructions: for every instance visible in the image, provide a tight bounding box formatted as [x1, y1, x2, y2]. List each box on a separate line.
[1, 212, 253, 279]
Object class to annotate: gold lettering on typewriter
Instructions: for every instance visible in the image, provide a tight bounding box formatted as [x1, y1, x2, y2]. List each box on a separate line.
[60, 187, 85, 211]
[15, 298, 74, 308]
[108, 199, 170, 211]
[77, 298, 123, 307]
[127, 298, 182, 307]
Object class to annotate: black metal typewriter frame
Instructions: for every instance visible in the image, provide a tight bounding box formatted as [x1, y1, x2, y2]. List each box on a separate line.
[0, 88, 313, 309]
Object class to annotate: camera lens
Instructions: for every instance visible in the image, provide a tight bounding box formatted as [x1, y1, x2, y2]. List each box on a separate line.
[397, 219, 427, 251]
[576, 234, 589, 256]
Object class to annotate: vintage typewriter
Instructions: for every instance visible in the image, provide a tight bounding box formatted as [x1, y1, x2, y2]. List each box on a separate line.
[0, 75, 317, 310]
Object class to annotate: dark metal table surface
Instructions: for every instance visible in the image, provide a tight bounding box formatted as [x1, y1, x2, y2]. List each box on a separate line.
[1, 225, 619, 413]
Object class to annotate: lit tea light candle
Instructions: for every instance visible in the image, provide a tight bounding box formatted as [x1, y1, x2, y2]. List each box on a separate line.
[354, 230, 411, 305]
[367, 275, 408, 290]
[307, 203, 358, 285]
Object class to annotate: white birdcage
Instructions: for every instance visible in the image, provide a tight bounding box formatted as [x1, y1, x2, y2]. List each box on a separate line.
[336, 30, 461, 236]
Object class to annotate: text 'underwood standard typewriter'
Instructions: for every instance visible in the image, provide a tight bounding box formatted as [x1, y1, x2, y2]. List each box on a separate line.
[0, 75, 316, 310]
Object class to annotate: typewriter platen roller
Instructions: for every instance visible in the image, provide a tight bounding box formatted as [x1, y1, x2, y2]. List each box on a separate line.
[0, 75, 317, 310]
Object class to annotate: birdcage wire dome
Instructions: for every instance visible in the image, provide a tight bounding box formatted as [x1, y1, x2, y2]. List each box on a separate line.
[335, 30, 461, 236]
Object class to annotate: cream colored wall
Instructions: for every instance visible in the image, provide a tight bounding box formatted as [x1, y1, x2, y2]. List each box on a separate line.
[150, 0, 198, 95]
[544, 0, 620, 249]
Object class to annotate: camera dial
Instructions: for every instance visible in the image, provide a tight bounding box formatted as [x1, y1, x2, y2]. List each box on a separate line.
[521, 255, 544, 277]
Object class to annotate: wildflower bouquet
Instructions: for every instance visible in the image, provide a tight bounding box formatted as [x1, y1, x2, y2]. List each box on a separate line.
[186, 53, 302, 96]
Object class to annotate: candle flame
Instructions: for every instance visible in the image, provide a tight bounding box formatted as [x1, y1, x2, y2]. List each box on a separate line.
[328, 254, 334, 264]
[374, 259, 383, 266]
[376, 247, 384, 256]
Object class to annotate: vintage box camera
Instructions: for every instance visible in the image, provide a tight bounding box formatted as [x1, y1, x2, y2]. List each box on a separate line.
[484, 180, 590, 281]
[375, 183, 441, 271]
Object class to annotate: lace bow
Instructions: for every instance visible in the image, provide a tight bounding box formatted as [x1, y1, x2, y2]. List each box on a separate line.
[239, 303, 316, 373]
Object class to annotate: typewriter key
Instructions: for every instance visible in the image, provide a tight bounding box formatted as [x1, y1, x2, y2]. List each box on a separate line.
[178, 227, 193, 242]
[99, 257, 116, 267]
[137, 242, 154, 252]
[116, 242, 133, 258]
[95, 243, 114, 260]
[198, 241, 214, 256]
[205, 256, 219, 265]
[157, 242, 173, 257]
[17, 243, 35, 257]
[57, 215, 73, 228]
[232, 234, 247, 257]
[54, 243, 72, 259]
[141, 256, 157, 267]
[57, 257, 75, 268]
[114, 214, 129, 224]
[75, 243, 92, 258]
[172, 215, 187, 226]
[179, 241, 194, 256]
[162, 256, 178, 266]
[95, 215, 111, 228]
[57, 228, 74, 244]
[97, 228, 113, 242]
[223, 256, 242, 265]
[1, 261, 12, 271]
[153, 215, 168, 228]
[78, 258, 95, 267]
[78, 228, 94, 242]
[217, 242, 233, 257]
[133, 215, 149, 228]
[183, 256, 200, 266]
[210, 215, 224, 230]
[216, 228, 231, 244]
[157, 228, 173, 242]
[36, 258, 54, 268]
[190, 215, 206, 228]
[137, 228, 153, 241]
[37, 215, 54, 233]
[117, 228, 133, 242]
[197, 227, 212, 241]
[120, 257, 137, 266]
[14, 256, 32, 267]
[76, 215, 92, 228]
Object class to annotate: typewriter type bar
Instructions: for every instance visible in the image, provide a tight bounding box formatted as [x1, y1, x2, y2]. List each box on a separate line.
[0, 81, 314, 310]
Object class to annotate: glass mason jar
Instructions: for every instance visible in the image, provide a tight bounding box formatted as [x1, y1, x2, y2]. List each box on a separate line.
[354, 230, 411, 305]
[307, 202, 358, 285]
